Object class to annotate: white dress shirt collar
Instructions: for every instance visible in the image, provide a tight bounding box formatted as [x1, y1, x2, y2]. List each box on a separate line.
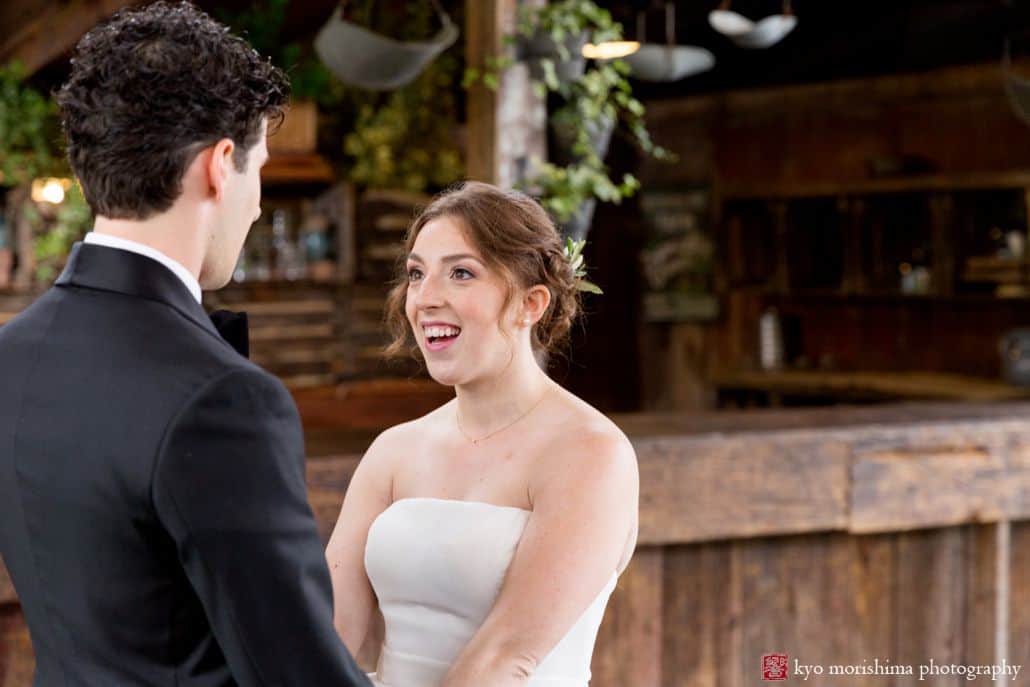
[83, 232, 202, 304]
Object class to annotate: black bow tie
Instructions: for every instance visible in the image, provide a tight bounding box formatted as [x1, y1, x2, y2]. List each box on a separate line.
[208, 309, 250, 358]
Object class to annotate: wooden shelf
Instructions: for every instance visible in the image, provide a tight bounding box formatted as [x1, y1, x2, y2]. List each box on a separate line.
[712, 369, 1030, 402]
[961, 256, 1030, 284]
[759, 289, 1030, 304]
[720, 170, 1030, 200]
[262, 153, 335, 185]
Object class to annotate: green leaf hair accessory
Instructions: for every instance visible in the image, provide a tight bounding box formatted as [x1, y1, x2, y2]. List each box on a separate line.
[564, 237, 603, 295]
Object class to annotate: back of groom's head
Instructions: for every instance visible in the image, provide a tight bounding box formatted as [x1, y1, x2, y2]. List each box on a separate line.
[56, 1, 290, 221]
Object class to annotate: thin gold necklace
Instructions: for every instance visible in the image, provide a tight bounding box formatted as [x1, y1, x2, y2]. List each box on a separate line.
[456, 389, 550, 445]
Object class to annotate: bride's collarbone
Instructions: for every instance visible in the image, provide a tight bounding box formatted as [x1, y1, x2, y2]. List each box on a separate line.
[393, 436, 542, 511]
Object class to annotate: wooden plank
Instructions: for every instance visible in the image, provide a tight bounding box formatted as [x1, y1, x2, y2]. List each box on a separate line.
[465, 0, 504, 183]
[0, 606, 34, 687]
[1008, 523, 1030, 684]
[590, 548, 662, 687]
[721, 170, 1030, 200]
[0, 561, 15, 606]
[965, 524, 1002, 672]
[262, 153, 334, 185]
[232, 300, 333, 316]
[892, 527, 969, 686]
[710, 370, 1030, 402]
[715, 532, 904, 686]
[647, 61, 1030, 124]
[661, 541, 733, 687]
[251, 347, 336, 366]
[850, 447, 1012, 533]
[305, 455, 361, 546]
[249, 323, 333, 342]
[636, 436, 850, 545]
[1000, 442, 1030, 521]
[0, 0, 139, 75]
[464, 0, 546, 187]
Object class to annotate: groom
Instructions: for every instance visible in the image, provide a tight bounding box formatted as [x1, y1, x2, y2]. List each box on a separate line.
[0, 2, 371, 686]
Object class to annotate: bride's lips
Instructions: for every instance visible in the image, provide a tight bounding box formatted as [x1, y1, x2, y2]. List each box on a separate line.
[421, 321, 462, 353]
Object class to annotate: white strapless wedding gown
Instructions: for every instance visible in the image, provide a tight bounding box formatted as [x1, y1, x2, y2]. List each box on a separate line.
[364, 497, 618, 687]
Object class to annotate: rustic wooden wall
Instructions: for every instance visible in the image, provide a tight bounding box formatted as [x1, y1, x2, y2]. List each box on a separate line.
[636, 62, 1030, 409]
[5, 403, 1030, 685]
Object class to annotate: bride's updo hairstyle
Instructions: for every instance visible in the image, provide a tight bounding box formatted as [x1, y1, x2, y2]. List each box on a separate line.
[384, 181, 581, 360]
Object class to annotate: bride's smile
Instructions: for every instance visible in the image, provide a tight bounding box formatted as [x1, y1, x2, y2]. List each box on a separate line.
[404, 215, 528, 388]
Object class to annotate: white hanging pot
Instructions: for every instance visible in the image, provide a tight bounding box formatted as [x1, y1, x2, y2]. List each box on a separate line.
[625, 44, 715, 81]
[708, 0, 797, 49]
[1003, 38, 1030, 126]
[314, 1, 459, 91]
[625, 3, 714, 82]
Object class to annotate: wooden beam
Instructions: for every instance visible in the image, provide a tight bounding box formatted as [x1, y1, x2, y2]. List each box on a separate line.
[464, 0, 546, 187]
[0, 0, 141, 75]
[646, 60, 1030, 125]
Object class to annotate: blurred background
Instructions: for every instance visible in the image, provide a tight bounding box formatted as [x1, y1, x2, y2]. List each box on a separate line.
[4, 1, 1030, 685]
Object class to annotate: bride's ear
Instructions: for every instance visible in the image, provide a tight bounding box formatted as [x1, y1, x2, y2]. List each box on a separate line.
[520, 285, 551, 327]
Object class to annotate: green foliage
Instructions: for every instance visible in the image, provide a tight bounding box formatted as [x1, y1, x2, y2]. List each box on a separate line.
[0, 62, 65, 188]
[33, 181, 92, 283]
[563, 236, 603, 294]
[515, 0, 622, 54]
[215, 0, 339, 105]
[344, 53, 464, 192]
[339, 3, 464, 192]
[219, 0, 466, 193]
[464, 0, 672, 228]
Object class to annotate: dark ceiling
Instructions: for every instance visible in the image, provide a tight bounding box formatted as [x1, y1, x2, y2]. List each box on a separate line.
[263, 0, 1030, 98]
[603, 0, 1030, 98]
[16, 0, 1030, 98]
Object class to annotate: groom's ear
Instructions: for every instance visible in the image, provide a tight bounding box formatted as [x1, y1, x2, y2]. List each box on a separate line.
[204, 138, 236, 202]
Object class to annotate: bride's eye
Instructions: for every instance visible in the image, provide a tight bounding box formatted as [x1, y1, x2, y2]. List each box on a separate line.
[452, 267, 474, 280]
[407, 267, 424, 282]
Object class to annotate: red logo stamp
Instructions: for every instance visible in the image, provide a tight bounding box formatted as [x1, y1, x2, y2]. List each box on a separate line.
[762, 653, 789, 681]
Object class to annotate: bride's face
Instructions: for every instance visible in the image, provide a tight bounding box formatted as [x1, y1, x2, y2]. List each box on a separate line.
[404, 216, 519, 386]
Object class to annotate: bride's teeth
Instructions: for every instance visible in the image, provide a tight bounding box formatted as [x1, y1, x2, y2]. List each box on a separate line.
[425, 326, 460, 339]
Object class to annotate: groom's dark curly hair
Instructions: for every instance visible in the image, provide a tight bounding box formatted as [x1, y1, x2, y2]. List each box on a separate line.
[55, 1, 290, 220]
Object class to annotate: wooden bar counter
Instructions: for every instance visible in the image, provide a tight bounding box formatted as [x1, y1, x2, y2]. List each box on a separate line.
[5, 401, 1030, 685]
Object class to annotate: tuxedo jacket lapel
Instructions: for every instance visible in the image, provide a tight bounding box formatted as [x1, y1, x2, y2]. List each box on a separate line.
[55, 242, 228, 348]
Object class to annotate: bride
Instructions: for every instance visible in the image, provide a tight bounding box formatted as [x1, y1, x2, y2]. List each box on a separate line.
[325, 181, 639, 687]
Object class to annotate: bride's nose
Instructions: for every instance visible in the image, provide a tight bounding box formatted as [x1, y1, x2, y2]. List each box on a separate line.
[413, 271, 446, 310]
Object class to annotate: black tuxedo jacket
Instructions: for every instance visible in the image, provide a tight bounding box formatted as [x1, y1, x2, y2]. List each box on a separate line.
[0, 244, 370, 687]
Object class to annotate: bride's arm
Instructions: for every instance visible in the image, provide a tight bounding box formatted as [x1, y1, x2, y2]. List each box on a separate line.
[325, 427, 397, 656]
[442, 427, 639, 687]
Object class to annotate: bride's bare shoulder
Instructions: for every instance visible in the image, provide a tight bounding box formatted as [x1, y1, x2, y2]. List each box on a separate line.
[363, 399, 456, 460]
[532, 388, 637, 490]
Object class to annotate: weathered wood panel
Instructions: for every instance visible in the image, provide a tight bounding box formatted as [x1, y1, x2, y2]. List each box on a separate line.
[590, 548, 663, 687]
[850, 447, 1009, 533]
[1008, 523, 1030, 682]
[0, 607, 32, 687]
[661, 542, 734, 687]
[637, 435, 851, 544]
[306, 455, 361, 545]
[0, 563, 14, 608]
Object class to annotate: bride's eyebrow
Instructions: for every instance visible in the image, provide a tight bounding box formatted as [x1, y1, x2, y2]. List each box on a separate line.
[407, 253, 484, 265]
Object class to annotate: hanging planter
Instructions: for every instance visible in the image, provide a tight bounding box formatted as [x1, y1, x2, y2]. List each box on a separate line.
[1003, 39, 1030, 126]
[519, 30, 588, 85]
[561, 198, 597, 243]
[708, 0, 798, 49]
[624, 4, 715, 82]
[464, 0, 672, 242]
[314, 0, 459, 91]
[548, 105, 615, 167]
